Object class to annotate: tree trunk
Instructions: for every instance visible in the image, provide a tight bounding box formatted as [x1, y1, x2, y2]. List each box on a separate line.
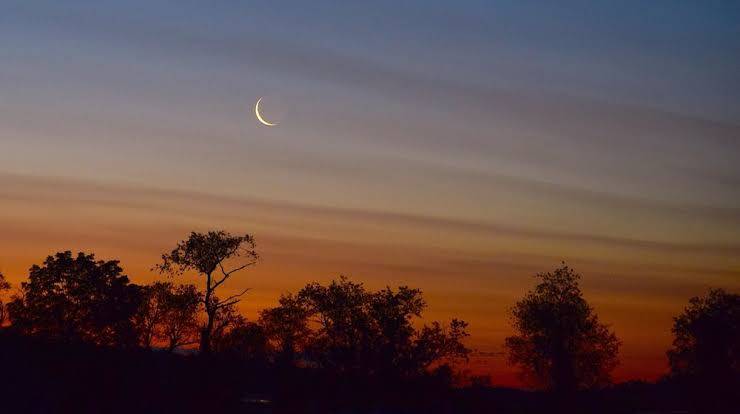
[200, 272, 214, 354]
[201, 309, 214, 354]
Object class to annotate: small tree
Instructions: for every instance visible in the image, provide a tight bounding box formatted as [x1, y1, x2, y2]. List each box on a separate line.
[155, 231, 258, 354]
[134, 282, 201, 351]
[212, 318, 269, 362]
[505, 264, 620, 393]
[160, 284, 202, 352]
[134, 282, 169, 349]
[259, 293, 312, 364]
[668, 288, 739, 387]
[0, 272, 10, 324]
[7, 251, 142, 347]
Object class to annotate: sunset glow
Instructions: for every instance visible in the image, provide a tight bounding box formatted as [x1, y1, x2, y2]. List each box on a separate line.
[1, 1, 739, 391]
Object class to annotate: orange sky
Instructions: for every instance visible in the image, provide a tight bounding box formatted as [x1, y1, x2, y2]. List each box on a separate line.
[2, 173, 737, 387]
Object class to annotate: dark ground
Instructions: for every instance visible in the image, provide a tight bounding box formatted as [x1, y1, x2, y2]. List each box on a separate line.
[0, 331, 734, 414]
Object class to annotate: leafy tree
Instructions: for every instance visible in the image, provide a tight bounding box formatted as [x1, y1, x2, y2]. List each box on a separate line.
[134, 282, 201, 351]
[155, 230, 258, 354]
[134, 282, 169, 349]
[212, 319, 270, 362]
[259, 293, 312, 364]
[210, 300, 247, 346]
[159, 283, 202, 352]
[262, 277, 470, 378]
[667, 288, 739, 384]
[505, 264, 620, 392]
[7, 251, 142, 347]
[0, 272, 10, 324]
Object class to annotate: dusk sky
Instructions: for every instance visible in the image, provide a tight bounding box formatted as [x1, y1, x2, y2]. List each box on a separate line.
[1, 1, 739, 386]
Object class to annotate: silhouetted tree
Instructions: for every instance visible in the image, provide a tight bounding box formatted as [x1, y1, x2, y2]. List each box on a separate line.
[505, 264, 620, 393]
[7, 251, 142, 347]
[212, 319, 270, 362]
[0, 272, 10, 324]
[134, 282, 201, 351]
[263, 277, 470, 378]
[667, 288, 739, 406]
[259, 293, 312, 364]
[160, 283, 202, 352]
[134, 282, 169, 349]
[155, 230, 258, 354]
[210, 300, 247, 345]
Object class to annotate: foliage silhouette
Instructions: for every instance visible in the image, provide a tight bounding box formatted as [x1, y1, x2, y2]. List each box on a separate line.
[155, 230, 258, 354]
[7, 251, 142, 347]
[0, 271, 10, 324]
[1, 244, 730, 412]
[505, 264, 620, 393]
[262, 276, 470, 379]
[212, 319, 270, 362]
[134, 281, 201, 351]
[667, 288, 739, 411]
[259, 292, 312, 364]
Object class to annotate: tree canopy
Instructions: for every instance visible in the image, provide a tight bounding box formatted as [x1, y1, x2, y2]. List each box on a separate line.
[7, 251, 142, 347]
[505, 264, 620, 392]
[134, 282, 201, 351]
[668, 288, 739, 381]
[0, 271, 10, 324]
[260, 276, 470, 379]
[156, 230, 258, 354]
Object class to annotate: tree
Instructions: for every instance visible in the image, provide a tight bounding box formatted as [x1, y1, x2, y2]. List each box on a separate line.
[210, 300, 248, 347]
[667, 288, 739, 385]
[155, 230, 258, 354]
[259, 293, 312, 364]
[134, 282, 169, 349]
[0, 272, 10, 324]
[505, 264, 620, 392]
[212, 318, 270, 362]
[7, 251, 142, 347]
[261, 277, 470, 378]
[160, 283, 202, 352]
[134, 282, 201, 351]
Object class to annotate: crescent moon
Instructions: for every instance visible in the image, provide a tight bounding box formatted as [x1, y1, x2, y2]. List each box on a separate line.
[255, 97, 277, 126]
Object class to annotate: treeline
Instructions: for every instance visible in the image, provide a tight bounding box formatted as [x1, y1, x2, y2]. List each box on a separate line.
[0, 230, 737, 413]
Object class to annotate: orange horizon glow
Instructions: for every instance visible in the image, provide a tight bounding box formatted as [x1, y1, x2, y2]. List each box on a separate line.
[2, 173, 733, 388]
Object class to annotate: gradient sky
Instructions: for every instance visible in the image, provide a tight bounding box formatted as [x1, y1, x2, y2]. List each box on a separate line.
[1, 0, 739, 386]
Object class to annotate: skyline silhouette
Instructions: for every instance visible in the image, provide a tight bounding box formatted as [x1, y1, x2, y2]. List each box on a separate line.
[1, 1, 739, 411]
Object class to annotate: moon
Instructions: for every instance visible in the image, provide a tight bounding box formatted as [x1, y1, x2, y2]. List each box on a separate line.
[255, 97, 277, 127]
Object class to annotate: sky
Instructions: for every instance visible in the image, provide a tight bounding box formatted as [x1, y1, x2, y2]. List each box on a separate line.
[1, 0, 739, 386]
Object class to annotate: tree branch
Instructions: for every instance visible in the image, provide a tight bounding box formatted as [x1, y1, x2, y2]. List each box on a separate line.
[213, 261, 257, 290]
[215, 288, 251, 309]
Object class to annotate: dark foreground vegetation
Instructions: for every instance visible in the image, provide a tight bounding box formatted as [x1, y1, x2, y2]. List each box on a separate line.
[0, 230, 737, 413]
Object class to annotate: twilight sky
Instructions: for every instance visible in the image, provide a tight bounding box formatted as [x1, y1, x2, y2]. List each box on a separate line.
[1, 0, 739, 386]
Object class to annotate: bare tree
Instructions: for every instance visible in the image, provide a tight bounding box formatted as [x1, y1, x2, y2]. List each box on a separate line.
[155, 231, 258, 354]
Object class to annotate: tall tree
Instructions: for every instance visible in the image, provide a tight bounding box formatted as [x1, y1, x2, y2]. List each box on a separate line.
[505, 264, 620, 392]
[156, 231, 258, 354]
[7, 251, 142, 347]
[668, 288, 739, 385]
